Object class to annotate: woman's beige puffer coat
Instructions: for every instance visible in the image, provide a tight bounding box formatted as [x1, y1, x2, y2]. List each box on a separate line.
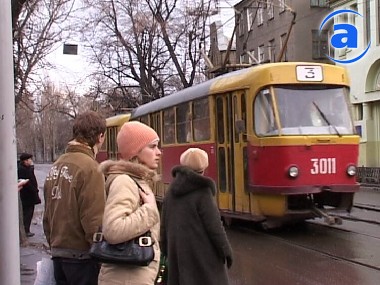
[98, 160, 160, 285]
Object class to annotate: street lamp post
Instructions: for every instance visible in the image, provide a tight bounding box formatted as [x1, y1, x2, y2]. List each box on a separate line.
[0, 1, 21, 284]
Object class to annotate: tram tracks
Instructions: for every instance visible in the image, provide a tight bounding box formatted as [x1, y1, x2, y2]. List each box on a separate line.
[354, 203, 380, 212]
[333, 202, 380, 226]
[335, 214, 380, 226]
[233, 219, 380, 273]
[267, 230, 378, 272]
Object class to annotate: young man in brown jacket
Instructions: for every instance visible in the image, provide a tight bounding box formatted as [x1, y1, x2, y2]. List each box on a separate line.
[43, 111, 106, 285]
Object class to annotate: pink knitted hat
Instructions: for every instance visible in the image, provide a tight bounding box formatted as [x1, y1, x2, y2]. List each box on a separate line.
[117, 121, 159, 160]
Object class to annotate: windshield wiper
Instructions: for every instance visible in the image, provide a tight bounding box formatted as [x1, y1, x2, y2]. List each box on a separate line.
[312, 101, 341, 136]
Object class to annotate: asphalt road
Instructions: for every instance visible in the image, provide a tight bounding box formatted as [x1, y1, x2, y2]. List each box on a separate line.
[20, 164, 380, 285]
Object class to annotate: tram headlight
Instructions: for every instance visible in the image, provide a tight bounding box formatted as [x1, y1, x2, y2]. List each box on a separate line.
[346, 165, 357, 176]
[288, 166, 299, 178]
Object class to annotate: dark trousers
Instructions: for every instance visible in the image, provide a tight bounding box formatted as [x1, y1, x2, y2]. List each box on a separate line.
[53, 257, 100, 285]
[22, 204, 35, 233]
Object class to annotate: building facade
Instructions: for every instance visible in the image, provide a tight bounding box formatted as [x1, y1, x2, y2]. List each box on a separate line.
[207, 0, 380, 168]
[330, 0, 380, 168]
[207, 21, 239, 77]
[233, 0, 331, 64]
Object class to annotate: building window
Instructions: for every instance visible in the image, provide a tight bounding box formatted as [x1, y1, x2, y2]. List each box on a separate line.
[258, 45, 265, 62]
[247, 7, 254, 31]
[248, 50, 257, 64]
[240, 54, 245, 64]
[365, 0, 371, 46]
[312, 30, 328, 59]
[257, 7, 263, 26]
[279, 0, 285, 13]
[238, 12, 244, 36]
[268, 39, 275, 62]
[267, 0, 274, 19]
[310, 0, 328, 7]
[378, 0, 380, 44]
[376, 72, 380, 90]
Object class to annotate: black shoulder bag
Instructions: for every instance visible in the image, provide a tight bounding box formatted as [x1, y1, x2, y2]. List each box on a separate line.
[89, 176, 154, 266]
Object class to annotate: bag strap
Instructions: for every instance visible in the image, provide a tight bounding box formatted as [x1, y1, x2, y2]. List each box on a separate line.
[130, 177, 145, 194]
[104, 174, 118, 196]
[105, 174, 145, 202]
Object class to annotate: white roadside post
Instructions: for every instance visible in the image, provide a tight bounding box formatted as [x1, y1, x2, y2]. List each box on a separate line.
[0, 1, 21, 284]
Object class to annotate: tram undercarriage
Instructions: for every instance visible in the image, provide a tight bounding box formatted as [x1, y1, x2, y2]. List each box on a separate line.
[220, 192, 356, 229]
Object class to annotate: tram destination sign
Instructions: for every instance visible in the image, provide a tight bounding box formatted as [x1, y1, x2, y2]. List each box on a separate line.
[296, 65, 323, 82]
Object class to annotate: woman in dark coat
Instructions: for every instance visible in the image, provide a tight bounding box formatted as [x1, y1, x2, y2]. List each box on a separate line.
[160, 148, 233, 285]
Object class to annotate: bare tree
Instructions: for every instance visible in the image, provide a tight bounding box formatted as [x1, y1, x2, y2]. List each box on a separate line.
[12, 0, 76, 106]
[16, 79, 100, 162]
[82, 0, 214, 108]
[146, 0, 211, 88]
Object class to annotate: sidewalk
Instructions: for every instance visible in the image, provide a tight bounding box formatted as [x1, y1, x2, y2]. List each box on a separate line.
[20, 164, 51, 285]
[20, 206, 50, 284]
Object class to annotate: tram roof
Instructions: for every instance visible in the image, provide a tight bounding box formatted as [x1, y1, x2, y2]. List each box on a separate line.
[130, 62, 347, 119]
[106, 113, 131, 127]
[131, 67, 249, 118]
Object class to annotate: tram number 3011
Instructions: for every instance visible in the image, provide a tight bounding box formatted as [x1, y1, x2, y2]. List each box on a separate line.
[310, 158, 336, 174]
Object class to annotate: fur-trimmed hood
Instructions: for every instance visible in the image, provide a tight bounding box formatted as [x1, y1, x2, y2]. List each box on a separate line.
[99, 160, 160, 183]
[170, 165, 216, 197]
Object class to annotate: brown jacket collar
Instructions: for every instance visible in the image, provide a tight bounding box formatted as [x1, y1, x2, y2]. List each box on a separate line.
[66, 141, 94, 158]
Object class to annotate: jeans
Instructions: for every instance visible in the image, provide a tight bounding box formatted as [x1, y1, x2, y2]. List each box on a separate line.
[53, 257, 100, 285]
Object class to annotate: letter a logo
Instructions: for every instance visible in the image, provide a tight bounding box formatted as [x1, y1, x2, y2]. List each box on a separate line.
[331, 24, 358, 48]
[320, 9, 371, 64]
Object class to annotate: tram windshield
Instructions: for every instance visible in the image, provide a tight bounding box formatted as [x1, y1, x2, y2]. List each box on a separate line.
[254, 85, 356, 136]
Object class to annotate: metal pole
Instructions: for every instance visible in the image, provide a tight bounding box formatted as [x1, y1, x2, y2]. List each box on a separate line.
[0, 0, 21, 284]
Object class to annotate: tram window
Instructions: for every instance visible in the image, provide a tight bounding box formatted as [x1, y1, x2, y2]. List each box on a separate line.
[234, 96, 239, 143]
[176, 103, 190, 143]
[163, 108, 175, 144]
[106, 127, 112, 154]
[254, 89, 276, 136]
[241, 94, 247, 142]
[233, 94, 247, 142]
[107, 127, 117, 159]
[216, 97, 225, 144]
[193, 98, 210, 141]
[100, 132, 107, 151]
[274, 86, 355, 135]
[140, 116, 149, 125]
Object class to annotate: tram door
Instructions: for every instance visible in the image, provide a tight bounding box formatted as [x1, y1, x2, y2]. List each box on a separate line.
[150, 113, 165, 199]
[107, 126, 117, 160]
[215, 92, 249, 213]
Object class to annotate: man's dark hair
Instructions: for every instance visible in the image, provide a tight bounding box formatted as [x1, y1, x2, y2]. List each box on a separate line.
[73, 111, 106, 147]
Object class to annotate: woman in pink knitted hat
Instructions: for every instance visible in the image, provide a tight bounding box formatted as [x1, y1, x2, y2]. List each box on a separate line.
[98, 121, 162, 285]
